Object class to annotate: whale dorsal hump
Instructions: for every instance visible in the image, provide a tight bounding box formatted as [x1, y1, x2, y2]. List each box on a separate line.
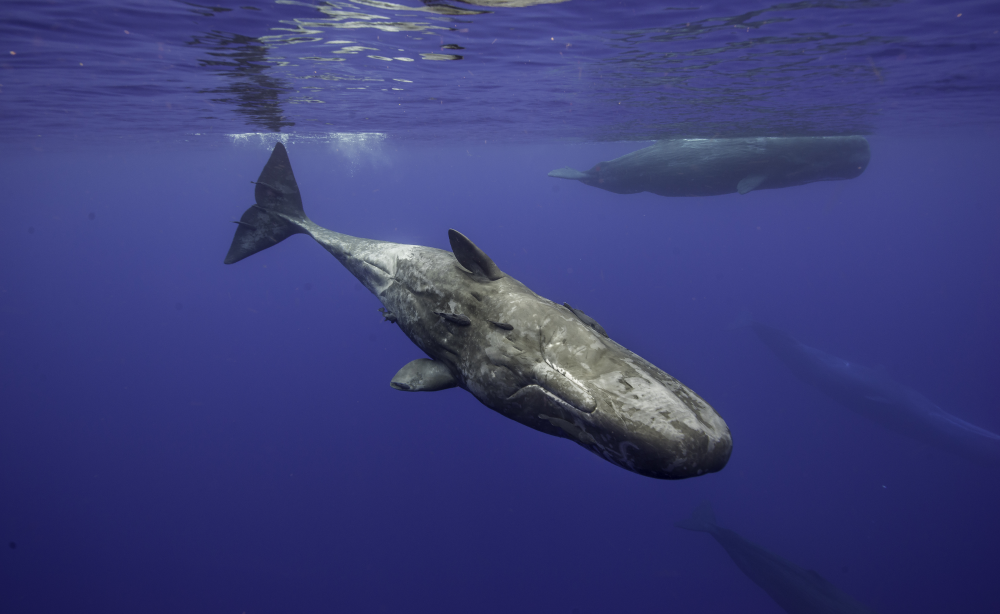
[448, 229, 504, 281]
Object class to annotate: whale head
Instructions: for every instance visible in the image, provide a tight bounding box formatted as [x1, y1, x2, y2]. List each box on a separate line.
[476, 293, 732, 480]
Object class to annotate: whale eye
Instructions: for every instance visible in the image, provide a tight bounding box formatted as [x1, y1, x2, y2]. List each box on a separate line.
[490, 321, 513, 331]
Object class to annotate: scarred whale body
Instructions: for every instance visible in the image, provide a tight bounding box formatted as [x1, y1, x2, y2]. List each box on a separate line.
[548, 136, 870, 197]
[225, 143, 732, 479]
[751, 321, 1000, 467]
[677, 503, 881, 614]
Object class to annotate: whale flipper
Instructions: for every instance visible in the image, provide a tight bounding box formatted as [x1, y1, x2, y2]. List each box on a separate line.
[548, 167, 589, 180]
[224, 142, 308, 264]
[390, 359, 458, 392]
[737, 174, 767, 195]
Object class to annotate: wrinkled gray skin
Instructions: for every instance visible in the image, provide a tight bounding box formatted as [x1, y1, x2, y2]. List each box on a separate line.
[751, 322, 1000, 467]
[548, 136, 870, 197]
[677, 503, 880, 614]
[224, 143, 732, 480]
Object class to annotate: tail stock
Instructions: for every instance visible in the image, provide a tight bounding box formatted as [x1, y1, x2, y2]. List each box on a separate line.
[224, 142, 309, 265]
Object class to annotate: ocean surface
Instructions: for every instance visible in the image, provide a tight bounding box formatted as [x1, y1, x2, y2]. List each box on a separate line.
[2, 1, 999, 613]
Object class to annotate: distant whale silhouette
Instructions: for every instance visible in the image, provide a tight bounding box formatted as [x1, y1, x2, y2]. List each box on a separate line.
[548, 136, 870, 197]
[224, 143, 732, 480]
[677, 502, 880, 614]
[750, 321, 1000, 467]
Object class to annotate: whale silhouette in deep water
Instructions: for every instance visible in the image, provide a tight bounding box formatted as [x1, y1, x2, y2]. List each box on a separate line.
[548, 136, 870, 197]
[750, 321, 1000, 467]
[224, 143, 732, 480]
[677, 503, 880, 614]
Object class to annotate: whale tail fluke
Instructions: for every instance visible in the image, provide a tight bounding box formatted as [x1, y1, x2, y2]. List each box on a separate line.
[675, 501, 717, 533]
[548, 167, 589, 181]
[225, 142, 309, 265]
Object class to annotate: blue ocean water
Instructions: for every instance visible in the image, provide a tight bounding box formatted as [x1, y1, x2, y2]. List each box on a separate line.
[1, 1, 999, 613]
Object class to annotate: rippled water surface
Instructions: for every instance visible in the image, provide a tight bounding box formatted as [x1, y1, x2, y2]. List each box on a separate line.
[3, 0, 1000, 141]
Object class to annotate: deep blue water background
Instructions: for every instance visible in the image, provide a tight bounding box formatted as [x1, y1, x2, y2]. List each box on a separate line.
[2, 2, 1000, 613]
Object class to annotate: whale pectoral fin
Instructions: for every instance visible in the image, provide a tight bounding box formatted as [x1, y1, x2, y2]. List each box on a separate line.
[737, 174, 766, 195]
[448, 229, 504, 281]
[548, 167, 588, 180]
[390, 359, 457, 392]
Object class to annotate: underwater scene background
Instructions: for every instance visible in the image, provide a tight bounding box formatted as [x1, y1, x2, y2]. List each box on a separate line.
[2, 1, 999, 613]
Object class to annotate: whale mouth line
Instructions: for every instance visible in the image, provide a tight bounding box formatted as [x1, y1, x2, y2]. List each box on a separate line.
[508, 384, 596, 415]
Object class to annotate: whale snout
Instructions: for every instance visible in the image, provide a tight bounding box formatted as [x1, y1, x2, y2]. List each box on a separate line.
[595, 372, 732, 479]
[628, 422, 732, 479]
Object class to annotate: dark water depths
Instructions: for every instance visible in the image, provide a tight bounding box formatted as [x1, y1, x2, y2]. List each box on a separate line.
[1, 1, 999, 613]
